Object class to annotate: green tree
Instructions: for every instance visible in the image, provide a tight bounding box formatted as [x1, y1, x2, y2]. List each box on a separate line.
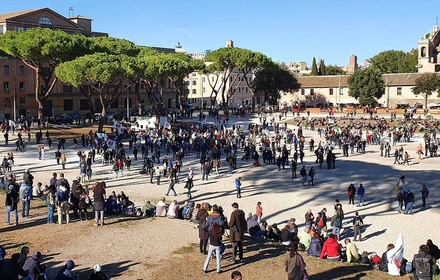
[311, 57, 318, 76]
[411, 73, 440, 109]
[369, 50, 418, 74]
[252, 67, 300, 105]
[348, 67, 385, 106]
[56, 53, 135, 131]
[89, 36, 140, 56]
[319, 59, 326, 75]
[326, 65, 346, 75]
[0, 28, 92, 121]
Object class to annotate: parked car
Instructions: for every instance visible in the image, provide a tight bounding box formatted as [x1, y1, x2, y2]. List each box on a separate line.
[54, 114, 74, 125]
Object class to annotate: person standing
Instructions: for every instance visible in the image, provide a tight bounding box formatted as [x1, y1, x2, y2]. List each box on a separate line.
[5, 180, 19, 225]
[55, 149, 61, 165]
[405, 189, 415, 215]
[60, 153, 67, 169]
[228, 202, 246, 263]
[284, 241, 307, 280]
[291, 160, 297, 179]
[19, 181, 32, 218]
[352, 211, 364, 242]
[300, 166, 307, 185]
[420, 185, 429, 208]
[256, 202, 263, 224]
[93, 182, 106, 226]
[235, 177, 242, 198]
[55, 181, 70, 224]
[43, 185, 56, 224]
[347, 183, 356, 205]
[196, 203, 209, 255]
[357, 184, 365, 207]
[330, 211, 343, 240]
[308, 166, 315, 185]
[397, 190, 405, 213]
[202, 206, 226, 274]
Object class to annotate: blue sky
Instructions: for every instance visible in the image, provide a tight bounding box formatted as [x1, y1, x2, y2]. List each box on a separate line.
[2, 1, 440, 67]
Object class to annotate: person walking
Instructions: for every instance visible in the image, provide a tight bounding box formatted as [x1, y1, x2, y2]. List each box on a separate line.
[357, 184, 365, 207]
[165, 177, 177, 196]
[308, 166, 315, 185]
[397, 190, 405, 213]
[352, 211, 364, 242]
[405, 190, 415, 215]
[202, 206, 226, 274]
[60, 153, 67, 169]
[235, 177, 242, 198]
[300, 166, 307, 185]
[291, 160, 297, 179]
[420, 185, 429, 208]
[228, 202, 246, 264]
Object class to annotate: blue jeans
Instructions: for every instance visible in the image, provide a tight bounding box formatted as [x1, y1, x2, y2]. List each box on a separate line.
[332, 226, 341, 240]
[203, 244, 221, 272]
[6, 205, 18, 225]
[405, 202, 414, 214]
[47, 205, 55, 224]
[358, 195, 364, 206]
[21, 200, 30, 217]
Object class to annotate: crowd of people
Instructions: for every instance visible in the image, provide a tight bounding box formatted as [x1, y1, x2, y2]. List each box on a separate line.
[1, 109, 440, 279]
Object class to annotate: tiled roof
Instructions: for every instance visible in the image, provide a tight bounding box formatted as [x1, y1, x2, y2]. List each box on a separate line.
[298, 73, 440, 88]
[0, 9, 40, 21]
[297, 75, 350, 88]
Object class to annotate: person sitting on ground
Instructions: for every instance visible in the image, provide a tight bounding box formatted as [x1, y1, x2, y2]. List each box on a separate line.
[263, 222, 281, 242]
[360, 251, 371, 265]
[320, 233, 342, 261]
[280, 224, 294, 246]
[0, 253, 29, 279]
[183, 201, 195, 221]
[427, 239, 440, 263]
[298, 227, 312, 251]
[155, 197, 169, 217]
[379, 244, 394, 272]
[55, 259, 77, 280]
[117, 191, 134, 215]
[141, 201, 156, 217]
[370, 252, 382, 269]
[23, 251, 46, 280]
[344, 238, 360, 263]
[88, 264, 108, 280]
[231, 270, 243, 280]
[308, 231, 322, 257]
[246, 214, 266, 237]
[412, 244, 434, 280]
[167, 200, 179, 219]
[288, 218, 298, 237]
[104, 191, 119, 214]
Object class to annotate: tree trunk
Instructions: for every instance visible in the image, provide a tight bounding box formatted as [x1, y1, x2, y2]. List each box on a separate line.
[34, 67, 44, 126]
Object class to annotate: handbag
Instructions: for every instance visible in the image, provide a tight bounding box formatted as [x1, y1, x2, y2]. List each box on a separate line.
[231, 224, 239, 233]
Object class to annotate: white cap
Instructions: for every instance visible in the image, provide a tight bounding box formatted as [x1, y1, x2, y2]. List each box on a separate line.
[94, 264, 101, 272]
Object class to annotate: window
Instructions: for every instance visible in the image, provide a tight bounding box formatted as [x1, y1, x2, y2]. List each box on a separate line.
[80, 99, 89, 110]
[3, 65, 9, 75]
[19, 97, 25, 108]
[310, 89, 314, 96]
[4, 98, 10, 108]
[80, 85, 90, 94]
[124, 98, 132, 108]
[63, 100, 73, 111]
[14, 26, 28, 32]
[4, 82, 9, 91]
[329, 88, 334, 95]
[18, 65, 25, 75]
[202, 87, 205, 93]
[397, 87, 402, 96]
[63, 85, 73, 93]
[192, 89, 196, 95]
[39, 16, 53, 28]
[340, 88, 344, 95]
[0, 25, 4, 35]
[301, 89, 305, 96]
[192, 80, 196, 86]
[211, 77, 214, 82]
[238, 87, 241, 93]
[202, 77, 205, 82]
[41, 67, 50, 78]
[421, 47, 426, 57]
[140, 83, 145, 89]
[19, 82, 25, 92]
[110, 99, 118, 109]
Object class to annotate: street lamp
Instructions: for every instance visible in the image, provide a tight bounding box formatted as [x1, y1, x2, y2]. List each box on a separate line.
[126, 89, 130, 120]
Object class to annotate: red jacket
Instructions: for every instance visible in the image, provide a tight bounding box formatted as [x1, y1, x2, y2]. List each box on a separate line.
[320, 236, 341, 259]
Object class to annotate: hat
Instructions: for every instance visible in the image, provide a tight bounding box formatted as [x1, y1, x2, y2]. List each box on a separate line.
[94, 264, 101, 272]
[66, 259, 75, 270]
[32, 251, 42, 260]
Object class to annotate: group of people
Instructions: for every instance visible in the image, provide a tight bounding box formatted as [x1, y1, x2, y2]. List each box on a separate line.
[0, 245, 108, 279]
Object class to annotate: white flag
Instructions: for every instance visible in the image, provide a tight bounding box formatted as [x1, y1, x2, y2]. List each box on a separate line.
[387, 233, 404, 276]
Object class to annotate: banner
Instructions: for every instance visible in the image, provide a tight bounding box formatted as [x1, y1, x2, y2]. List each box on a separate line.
[387, 233, 404, 276]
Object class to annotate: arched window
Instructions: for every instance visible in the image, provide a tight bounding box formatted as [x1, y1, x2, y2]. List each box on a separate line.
[421, 47, 427, 57]
[39, 16, 53, 28]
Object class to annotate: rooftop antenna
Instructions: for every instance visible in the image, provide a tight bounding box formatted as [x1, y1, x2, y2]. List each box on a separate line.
[69, 7, 74, 18]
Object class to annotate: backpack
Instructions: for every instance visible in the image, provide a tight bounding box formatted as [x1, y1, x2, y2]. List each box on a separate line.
[317, 218, 324, 228]
[354, 217, 363, 227]
[334, 216, 342, 228]
[414, 255, 431, 278]
[211, 222, 223, 240]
